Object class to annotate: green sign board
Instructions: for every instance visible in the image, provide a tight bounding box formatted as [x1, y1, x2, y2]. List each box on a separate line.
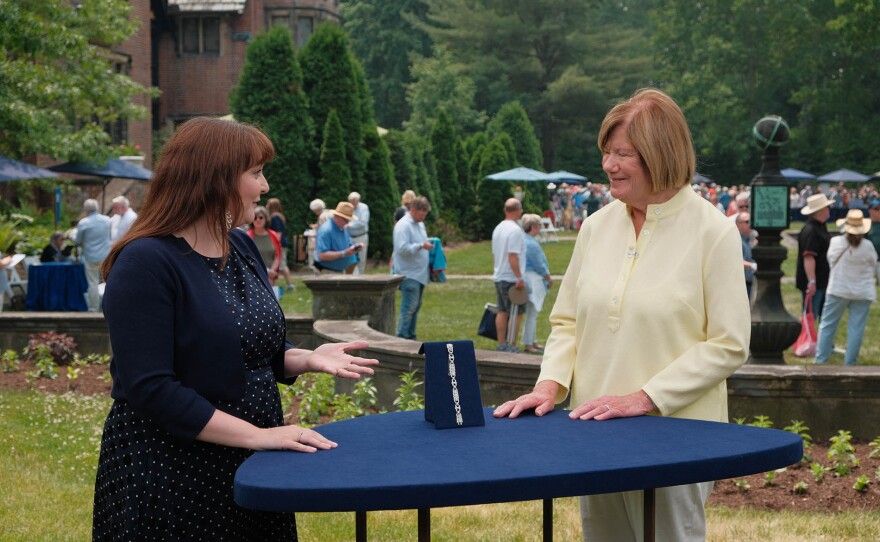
[750, 184, 789, 229]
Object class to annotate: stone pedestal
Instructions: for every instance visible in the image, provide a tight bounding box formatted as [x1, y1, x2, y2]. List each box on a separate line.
[302, 274, 404, 335]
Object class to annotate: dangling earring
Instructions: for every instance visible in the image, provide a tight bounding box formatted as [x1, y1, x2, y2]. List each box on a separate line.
[225, 211, 233, 231]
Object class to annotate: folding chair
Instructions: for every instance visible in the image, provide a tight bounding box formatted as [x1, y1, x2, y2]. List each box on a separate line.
[539, 217, 559, 243]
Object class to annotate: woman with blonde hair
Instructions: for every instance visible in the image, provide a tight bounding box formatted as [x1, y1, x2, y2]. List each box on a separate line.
[94, 117, 378, 540]
[395, 189, 417, 223]
[495, 89, 749, 541]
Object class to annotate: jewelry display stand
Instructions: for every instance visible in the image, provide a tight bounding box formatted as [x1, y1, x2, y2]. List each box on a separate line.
[418, 340, 485, 429]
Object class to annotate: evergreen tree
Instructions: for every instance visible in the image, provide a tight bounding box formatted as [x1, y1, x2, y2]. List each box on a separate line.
[476, 134, 516, 239]
[362, 130, 399, 260]
[486, 101, 542, 167]
[384, 129, 418, 196]
[410, 136, 439, 215]
[486, 101, 547, 211]
[300, 24, 366, 195]
[317, 110, 352, 206]
[456, 139, 481, 240]
[230, 25, 315, 231]
[466, 132, 488, 203]
[419, 141, 441, 217]
[430, 110, 459, 214]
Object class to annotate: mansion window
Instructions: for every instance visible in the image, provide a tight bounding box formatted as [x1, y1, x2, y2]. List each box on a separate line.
[268, 10, 317, 48]
[181, 16, 220, 55]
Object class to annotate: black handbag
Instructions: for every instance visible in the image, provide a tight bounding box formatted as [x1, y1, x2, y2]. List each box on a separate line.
[477, 303, 498, 340]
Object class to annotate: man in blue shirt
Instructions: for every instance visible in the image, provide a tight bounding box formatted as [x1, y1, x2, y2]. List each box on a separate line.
[392, 196, 433, 339]
[74, 198, 111, 311]
[314, 201, 360, 273]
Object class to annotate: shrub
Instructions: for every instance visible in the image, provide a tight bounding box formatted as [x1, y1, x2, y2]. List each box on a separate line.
[24, 332, 77, 366]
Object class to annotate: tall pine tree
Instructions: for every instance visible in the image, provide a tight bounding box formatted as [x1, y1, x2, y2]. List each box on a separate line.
[362, 130, 399, 260]
[300, 24, 366, 196]
[384, 129, 418, 196]
[430, 109, 459, 215]
[230, 25, 315, 231]
[317, 110, 351, 207]
[487, 102, 547, 212]
[476, 134, 516, 239]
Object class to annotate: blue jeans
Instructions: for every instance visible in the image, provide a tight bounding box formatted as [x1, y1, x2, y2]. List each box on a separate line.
[815, 294, 871, 365]
[397, 278, 425, 339]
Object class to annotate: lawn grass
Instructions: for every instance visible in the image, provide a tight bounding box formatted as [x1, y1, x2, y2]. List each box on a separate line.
[0, 390, 110, 541]
[2, 388, 879, 540]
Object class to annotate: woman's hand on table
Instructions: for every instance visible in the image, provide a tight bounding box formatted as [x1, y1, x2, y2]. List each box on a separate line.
[493, 380, 558, 418]
[256, 424, 337, 453]
[308, 340, 379, 379]
[569, 389, 655, 421]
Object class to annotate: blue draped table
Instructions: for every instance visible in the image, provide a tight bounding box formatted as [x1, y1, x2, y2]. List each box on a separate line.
[25, 262, 88, 312]
[235, 408, 802, 541]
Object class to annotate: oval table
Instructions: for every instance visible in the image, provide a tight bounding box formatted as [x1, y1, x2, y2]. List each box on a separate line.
[235, 408, 803, 541]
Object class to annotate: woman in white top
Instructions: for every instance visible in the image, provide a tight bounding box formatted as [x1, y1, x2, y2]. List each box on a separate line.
[815, 209, 880, 365]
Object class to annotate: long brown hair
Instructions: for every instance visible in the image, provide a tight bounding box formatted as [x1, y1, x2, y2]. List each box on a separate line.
[266, 197, 286, 223]
[102, 117, 274, 278]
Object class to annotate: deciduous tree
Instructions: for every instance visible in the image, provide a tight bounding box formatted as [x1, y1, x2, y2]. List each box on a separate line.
[0, 0, 154, 161]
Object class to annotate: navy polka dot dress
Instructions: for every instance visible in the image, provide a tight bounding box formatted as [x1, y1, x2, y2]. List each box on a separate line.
[93, 246, 296, 541]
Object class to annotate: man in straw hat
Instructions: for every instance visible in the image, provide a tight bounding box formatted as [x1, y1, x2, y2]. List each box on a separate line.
[814, 209, 879, 365]
[796, 193, 833, 319]
[314, 201, 361, 274]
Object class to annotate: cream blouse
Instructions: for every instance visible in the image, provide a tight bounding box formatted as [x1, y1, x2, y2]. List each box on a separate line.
[537, 187, 750, 422]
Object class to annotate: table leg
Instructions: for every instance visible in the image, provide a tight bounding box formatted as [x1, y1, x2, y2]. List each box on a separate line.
[542, 498, 553, 541]
[356, 511, 367, 542]
[643, 488, 656, 542]
[418, 508, 431, 542]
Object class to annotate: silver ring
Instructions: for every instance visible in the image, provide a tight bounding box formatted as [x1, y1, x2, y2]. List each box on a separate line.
[297, 432, 303, 442]
[604, 404, 611, 412]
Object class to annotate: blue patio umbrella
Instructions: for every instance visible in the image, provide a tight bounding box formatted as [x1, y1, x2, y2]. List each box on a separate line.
[49, 157, 153, 210]
[692, 172, 714, 185]
[0, 156, 60, 182]
[485, 167, 551, 182]
[781, 168, 816, 181]
[545, 170, 587, 184]
[817, 168, 870, 183]
[49, 157, 153, 180]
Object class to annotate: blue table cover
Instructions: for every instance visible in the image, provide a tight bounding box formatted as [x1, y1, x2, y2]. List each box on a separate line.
[235, 408, 803, 513]
[26, 263, 88, 312]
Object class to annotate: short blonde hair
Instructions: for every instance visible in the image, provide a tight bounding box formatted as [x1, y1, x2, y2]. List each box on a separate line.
[401, 190, 416, 206]
[521, 213, 542, 233]
[598, 88, 695, 192]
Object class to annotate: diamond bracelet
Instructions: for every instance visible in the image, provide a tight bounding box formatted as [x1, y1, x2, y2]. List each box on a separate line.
[446, 343, 463, 426]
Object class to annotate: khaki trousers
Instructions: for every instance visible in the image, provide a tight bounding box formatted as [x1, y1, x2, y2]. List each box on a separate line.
[580, 481, 713, 542]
